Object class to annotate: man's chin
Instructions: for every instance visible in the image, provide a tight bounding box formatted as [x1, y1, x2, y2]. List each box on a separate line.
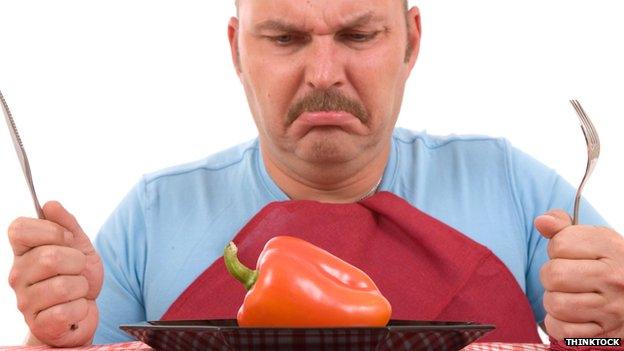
[295, 131, 359, 164]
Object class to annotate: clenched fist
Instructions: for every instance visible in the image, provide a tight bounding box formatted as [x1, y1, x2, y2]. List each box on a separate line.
[535, 209, 624, 340]
[7, 201, 103, 347]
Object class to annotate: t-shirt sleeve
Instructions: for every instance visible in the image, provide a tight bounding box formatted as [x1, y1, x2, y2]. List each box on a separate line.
[504, 141, 609, 324]
[93, 179, 148, 344]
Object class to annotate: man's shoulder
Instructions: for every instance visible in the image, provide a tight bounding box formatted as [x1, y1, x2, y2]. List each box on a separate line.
[143, 138, 259, 185]
[390, 128, 516, 183]
[392, 127, 509, 153]
[391, 127, 557, 190]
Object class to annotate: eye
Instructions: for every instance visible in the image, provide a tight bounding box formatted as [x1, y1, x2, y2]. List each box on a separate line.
[274, 34, 293, 44]
[341, 32, 379, 42]
[268, 34, 307, 46]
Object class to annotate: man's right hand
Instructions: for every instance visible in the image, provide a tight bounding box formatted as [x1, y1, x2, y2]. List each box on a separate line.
[7, 201, 104, 347]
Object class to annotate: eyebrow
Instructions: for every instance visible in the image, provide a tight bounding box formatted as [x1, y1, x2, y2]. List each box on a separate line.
[341, 12, 386, 29]
[255, 20, 303, 33]
[254, 11, 386, 33]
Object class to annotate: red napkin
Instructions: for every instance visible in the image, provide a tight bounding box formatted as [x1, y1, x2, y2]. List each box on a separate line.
[163, 191, 541, 342]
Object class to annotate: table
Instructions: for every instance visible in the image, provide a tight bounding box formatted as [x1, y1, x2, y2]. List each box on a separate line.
[0, 342, 550, 350]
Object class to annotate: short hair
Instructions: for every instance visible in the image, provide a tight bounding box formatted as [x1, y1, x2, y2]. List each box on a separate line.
[235, 1, 409, 14]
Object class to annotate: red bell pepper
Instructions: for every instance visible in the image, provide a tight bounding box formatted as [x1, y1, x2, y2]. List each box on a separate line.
[223, 235, 392, 327]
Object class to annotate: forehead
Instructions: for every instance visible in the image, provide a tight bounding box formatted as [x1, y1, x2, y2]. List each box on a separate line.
[238, 0, 403, 32]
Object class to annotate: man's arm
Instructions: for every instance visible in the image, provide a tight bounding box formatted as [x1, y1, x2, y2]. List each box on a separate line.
[92, 180, 149, 344]
[505, 143, 622, 339]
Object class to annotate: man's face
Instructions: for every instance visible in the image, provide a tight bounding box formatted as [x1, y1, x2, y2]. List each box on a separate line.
[231, 0, 420, 165]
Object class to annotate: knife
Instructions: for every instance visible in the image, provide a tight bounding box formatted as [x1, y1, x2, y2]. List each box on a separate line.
[1, 89, 45, 219]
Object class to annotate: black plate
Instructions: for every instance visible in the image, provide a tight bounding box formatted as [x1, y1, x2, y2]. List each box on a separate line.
[120, 319, 495, 351]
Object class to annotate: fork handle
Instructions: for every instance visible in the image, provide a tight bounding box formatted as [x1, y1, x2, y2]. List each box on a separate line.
[572, 159, 598, 225]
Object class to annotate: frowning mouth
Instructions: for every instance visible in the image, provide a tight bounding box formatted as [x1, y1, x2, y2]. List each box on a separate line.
[286, 89, 369, 125]
[297, 111, 359, 126]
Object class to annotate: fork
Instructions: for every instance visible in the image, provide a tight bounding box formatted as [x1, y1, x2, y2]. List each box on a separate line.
[570, 100, 601, 225]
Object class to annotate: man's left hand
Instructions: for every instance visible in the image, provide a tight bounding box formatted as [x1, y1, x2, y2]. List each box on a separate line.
[535, 210, 624, 339]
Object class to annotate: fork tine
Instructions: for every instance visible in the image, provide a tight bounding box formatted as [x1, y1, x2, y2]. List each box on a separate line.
[577, 104, 597, 147]
[572, 100, 585, 123]
[571, 100, 598, 145]
[580, 104, 600, 145]
[580, 104, 600, 146]
[573, 101, 594, 138]
[576, 106, 593, 144]
[570, 100, 590, 143]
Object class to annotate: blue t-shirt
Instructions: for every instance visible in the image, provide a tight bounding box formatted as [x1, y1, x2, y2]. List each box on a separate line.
[93, 128, 607, 344]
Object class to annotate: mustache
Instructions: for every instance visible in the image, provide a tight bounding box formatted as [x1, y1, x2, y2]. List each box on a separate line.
[286, 89, 370, 125]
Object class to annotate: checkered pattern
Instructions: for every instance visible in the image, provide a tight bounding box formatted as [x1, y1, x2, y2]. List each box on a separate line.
[129, 328, 232, 350]
[0, 342, 549, 351]
[116, 324, 494, 351]
[464, 343, 549, 351]
[0, 342, 151, 350]
[384, 329, 489, 351]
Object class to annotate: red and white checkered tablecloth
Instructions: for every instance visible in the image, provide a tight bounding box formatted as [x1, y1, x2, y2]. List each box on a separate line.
[466, 343, 549, 351]
[0, 341, 549, 350]
[0, 342, 149, 350]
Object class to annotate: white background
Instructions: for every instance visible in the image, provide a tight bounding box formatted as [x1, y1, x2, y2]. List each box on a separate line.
[1, 0, 623, 345]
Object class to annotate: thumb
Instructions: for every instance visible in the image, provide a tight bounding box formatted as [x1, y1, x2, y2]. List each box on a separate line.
[534, 209, 573, 239]
[42, 201, 95, 255]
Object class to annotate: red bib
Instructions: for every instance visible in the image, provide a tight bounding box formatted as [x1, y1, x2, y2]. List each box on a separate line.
[162, 191, 541, 342]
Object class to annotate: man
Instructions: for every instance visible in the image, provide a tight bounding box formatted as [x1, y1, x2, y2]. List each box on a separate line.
[7, 0, 624, 347]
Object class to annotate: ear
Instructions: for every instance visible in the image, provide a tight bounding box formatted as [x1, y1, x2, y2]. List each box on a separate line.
[228, 17, 242, 78]
[405, 6, 421, 71]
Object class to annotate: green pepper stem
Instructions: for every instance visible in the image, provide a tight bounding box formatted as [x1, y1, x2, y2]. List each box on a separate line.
[223, 242, 258, 290]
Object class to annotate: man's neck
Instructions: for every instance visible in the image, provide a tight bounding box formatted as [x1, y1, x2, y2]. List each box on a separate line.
[261, 142, 390, 204]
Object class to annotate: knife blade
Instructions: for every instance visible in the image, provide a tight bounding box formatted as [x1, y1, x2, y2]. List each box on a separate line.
[1, 89, 45, 219]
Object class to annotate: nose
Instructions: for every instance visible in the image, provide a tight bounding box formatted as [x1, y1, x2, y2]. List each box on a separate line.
[304, 36, 346, 90]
